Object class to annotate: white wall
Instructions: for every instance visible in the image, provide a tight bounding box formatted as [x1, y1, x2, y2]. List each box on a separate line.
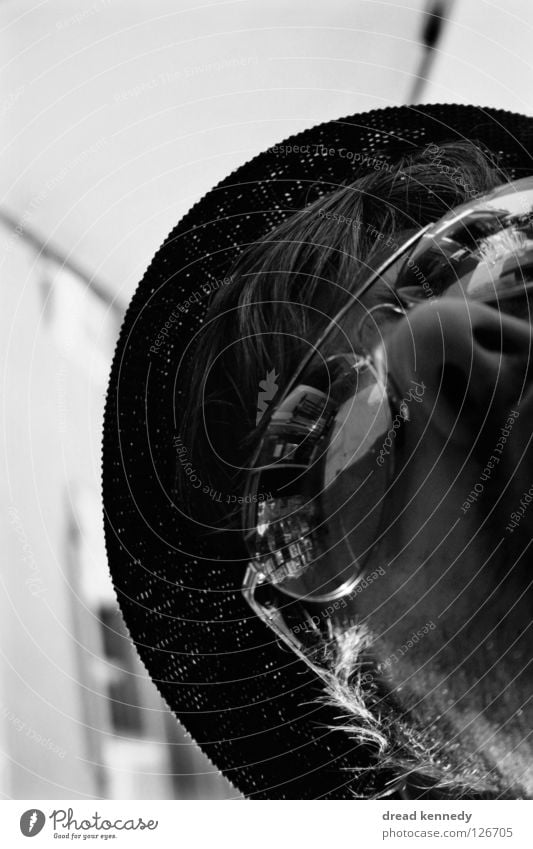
[422, 0, 533, 113]
[0, 0, 428, 305]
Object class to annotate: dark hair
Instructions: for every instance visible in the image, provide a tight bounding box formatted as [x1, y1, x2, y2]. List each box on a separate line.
[178, 140, 506, 523]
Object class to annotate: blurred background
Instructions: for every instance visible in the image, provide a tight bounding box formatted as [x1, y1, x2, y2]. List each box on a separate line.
[0, 0, 530, 800]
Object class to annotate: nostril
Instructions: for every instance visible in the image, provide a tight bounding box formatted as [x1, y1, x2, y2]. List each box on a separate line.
[440, 362, 470, 410]
[473, 323, 527, 356]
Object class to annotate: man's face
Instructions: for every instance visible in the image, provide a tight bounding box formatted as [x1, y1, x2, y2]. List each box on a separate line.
[324, 272, 533, 795]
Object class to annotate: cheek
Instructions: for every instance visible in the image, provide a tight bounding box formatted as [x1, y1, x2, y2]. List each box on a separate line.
[336, 470, 494, 654]
[352, 508, 522, 686]
[323, 389, 533, 650]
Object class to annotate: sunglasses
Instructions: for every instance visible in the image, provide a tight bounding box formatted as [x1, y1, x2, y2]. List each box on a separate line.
[241, 176, 533, 676]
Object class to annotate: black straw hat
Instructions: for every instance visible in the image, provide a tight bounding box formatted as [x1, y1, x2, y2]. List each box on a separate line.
[102, 104, 533, 799]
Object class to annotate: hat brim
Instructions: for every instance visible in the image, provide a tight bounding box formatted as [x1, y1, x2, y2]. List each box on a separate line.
[102, 103, 533, 799]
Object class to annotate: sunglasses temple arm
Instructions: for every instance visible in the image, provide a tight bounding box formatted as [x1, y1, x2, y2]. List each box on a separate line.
[242, 565, 333, 684]
[284, 225, 432, 397]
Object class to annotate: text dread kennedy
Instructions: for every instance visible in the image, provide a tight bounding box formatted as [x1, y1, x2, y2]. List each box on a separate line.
[383, 811, 472, 823]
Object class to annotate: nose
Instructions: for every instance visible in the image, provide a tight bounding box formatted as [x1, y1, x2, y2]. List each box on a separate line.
[381, 297, 533, 447]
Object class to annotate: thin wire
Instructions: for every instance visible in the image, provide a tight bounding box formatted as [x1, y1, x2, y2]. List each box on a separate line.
[0, 207, 124, 316]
